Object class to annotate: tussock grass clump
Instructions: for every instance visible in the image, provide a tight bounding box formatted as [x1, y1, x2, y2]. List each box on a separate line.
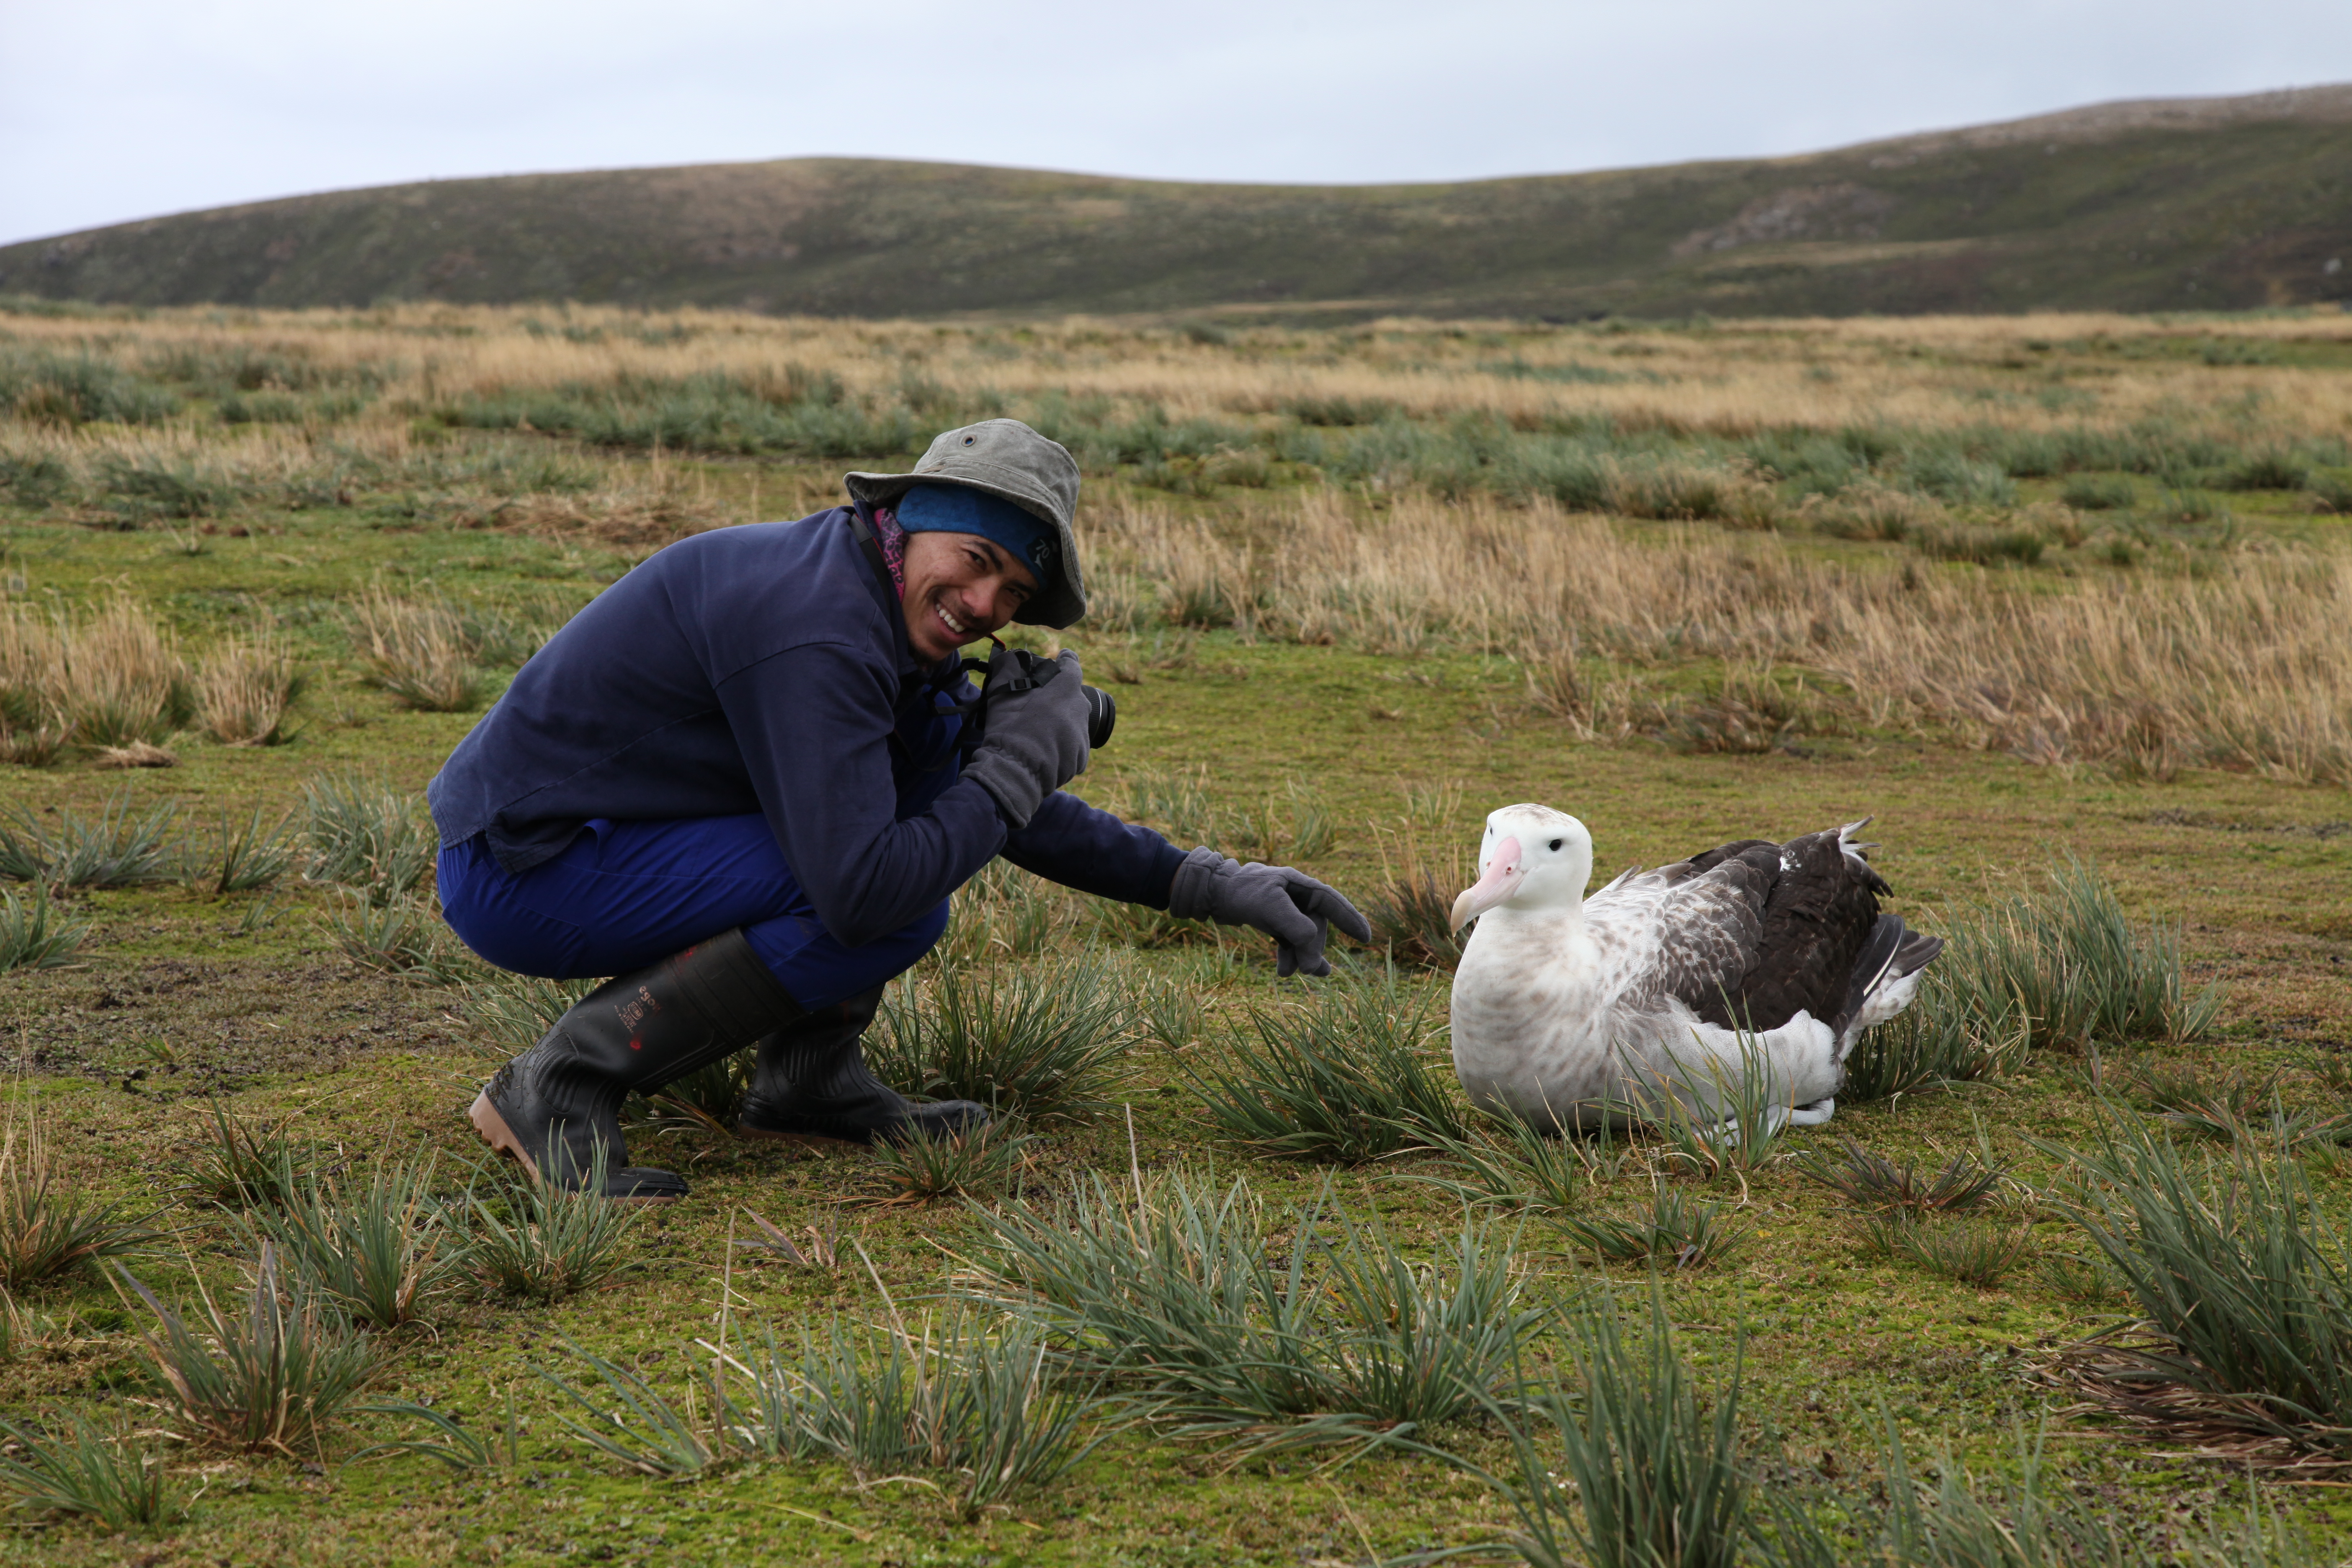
[182, 1100, 302, 1210]
[968, 1170, 1542, 1452]
[1857, 1214, 2034, 1288]
[2050, 1117, 2352, 1463]
[491, 483, 722, 549]
[119, 1243, 379, 1456]
[1364, 829, 1472, 971]
[325, 890, 474, 984]
[1555, 1187, 1743, 1271]
[1875, 1419, 2133, 1567]
[1940, 856, 2222, 1052]
[1363, 866, 1466, 971]
[2127, 1062, 2282, 1142]
[1839, 992, 2018, 1102]
[1803, 477, 1946, 542]
[0, 1103, 161, 1289]
[1223, 781, 1335, 865]
[1797, 1138, 2005, 1215]
[55, 595, 190, 750]
[461, 1153, 640, 1302]
[0, 788, 178, 890]
[187, 804, 302, 895]
[0, 883, 87, 972]
[1842, 855, 2220, 1102]
[1417, 1110, 1630, 1216]
[195, 632, 303, 745]
[1646, 663, 1836, 756]
[352, 1391, 524, 1474]
[872, 957, 1132, 1117]
[449, 972, 596, 1057]
[2060, 473, 2138, 510]
[2306, 470, 2352, 515]
[1906, 517, 2051, 567]
[714, 1308, 1106, 1514]
[0, 346, 181, 427]
[1518, 639, 1639, 740]
[1467, 1290, 1751, 1568]
[302, 770, 435, 902]
[2223, 449, 2313, 492]
[861, 1116, 1038, 1207]
[242, 1156, 459, 1331]
[0, 1412, 185, 1530]
[95, 453, 245, 518]
[627, 1048, 753, 1134]
[0, 605, 67, 765]
[347, 586, 482, 711]
[1186, 967, 1465, 1161]
[934, 856, 1085, 967]
[538, 1339, 720, 1478]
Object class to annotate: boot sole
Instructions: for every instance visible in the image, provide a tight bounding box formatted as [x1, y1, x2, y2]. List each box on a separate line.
[468, 1092, 680, 1206]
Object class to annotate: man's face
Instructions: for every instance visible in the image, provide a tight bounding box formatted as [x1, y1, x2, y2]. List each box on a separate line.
[899, 528, 1039, 663]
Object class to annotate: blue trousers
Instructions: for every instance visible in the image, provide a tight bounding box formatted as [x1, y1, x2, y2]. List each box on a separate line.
[436, 816, 948, 1011]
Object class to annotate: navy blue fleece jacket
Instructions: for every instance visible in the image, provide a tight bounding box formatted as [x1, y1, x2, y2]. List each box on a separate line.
[426, 508, 1184, 947]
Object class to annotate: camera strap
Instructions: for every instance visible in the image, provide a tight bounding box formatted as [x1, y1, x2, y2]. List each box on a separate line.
[845, 505, 897, 604]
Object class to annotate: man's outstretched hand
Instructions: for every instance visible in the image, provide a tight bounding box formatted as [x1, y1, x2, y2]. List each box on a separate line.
[1165, 848, 1374, 977]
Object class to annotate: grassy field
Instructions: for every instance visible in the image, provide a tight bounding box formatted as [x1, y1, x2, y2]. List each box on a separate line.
[0, 301, 2349, 1565]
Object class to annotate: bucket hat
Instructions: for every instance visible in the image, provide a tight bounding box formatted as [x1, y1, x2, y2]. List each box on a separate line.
[844, 419, 1086, 627]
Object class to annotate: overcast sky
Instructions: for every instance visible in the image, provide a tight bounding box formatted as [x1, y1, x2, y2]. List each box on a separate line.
[5, 0, 2349, 247]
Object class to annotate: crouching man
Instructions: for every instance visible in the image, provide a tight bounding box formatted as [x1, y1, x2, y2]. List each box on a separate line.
[428, 419, 1370, 1200]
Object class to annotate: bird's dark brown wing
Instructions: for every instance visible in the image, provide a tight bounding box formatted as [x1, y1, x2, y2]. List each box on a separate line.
[1686, 827, 1888, 1033]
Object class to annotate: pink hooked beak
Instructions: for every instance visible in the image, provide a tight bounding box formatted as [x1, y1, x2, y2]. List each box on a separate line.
[1449, 836, 1522, 931]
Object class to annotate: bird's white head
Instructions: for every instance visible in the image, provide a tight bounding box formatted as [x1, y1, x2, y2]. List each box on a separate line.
[1449, 804, 1594, 931]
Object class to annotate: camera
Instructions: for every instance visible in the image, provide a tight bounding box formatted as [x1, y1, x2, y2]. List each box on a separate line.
[960, 646, 1117, 749]
[1080, 683, 1117, 748]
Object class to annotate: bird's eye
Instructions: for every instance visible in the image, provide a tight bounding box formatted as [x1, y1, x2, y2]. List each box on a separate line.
[1548, 838, 1563, 851]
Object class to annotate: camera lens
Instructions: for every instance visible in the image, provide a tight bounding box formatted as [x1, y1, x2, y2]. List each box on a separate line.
[1082, 685, 1117, 748]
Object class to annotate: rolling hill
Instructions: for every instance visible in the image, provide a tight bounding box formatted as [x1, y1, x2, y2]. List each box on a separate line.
[6, 85, 2352, 320]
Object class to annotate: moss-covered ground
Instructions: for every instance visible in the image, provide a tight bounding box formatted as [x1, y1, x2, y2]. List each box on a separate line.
[2, 333, 2351, 1565]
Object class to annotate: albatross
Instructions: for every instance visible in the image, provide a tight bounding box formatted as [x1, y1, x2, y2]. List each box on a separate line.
[1447, 805, 1942, 1133]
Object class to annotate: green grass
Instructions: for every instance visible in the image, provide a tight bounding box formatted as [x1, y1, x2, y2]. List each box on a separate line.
[0, 309, 2349, 1563]
[0, 1411, 184, 1529]
[1184, 965, 1465, 1161]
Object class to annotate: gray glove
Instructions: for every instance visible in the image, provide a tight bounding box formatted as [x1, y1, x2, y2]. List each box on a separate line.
[961, 648, 1090, 829]
[1165, 847, 1373, 977]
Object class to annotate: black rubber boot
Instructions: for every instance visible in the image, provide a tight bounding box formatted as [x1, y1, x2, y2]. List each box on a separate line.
[736, 985, 989, 1146]
[469, 928, 802, 1201]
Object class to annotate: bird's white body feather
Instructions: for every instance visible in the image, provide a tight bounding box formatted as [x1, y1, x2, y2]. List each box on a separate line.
[1447, 805, 1927, 1134]
[1452, 894, 1842, 1131]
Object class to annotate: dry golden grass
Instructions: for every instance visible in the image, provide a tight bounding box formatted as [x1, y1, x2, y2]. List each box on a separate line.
[0, 605, 67, 765]
[56, 594, 187, 749]
[7, 299, 2350, 783]
[489, 481, 726, 548]
[1823, 552, 2352, 782]
[9, 301, 2352, 448]
[196, 632, 302, 747]
[347, 588, 480, 712]
[1082, 492, 2352, 782]
[2, 597, 313, 759]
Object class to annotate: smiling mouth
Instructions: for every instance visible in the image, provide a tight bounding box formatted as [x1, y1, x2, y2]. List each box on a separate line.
[934, 601, 970, 640]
